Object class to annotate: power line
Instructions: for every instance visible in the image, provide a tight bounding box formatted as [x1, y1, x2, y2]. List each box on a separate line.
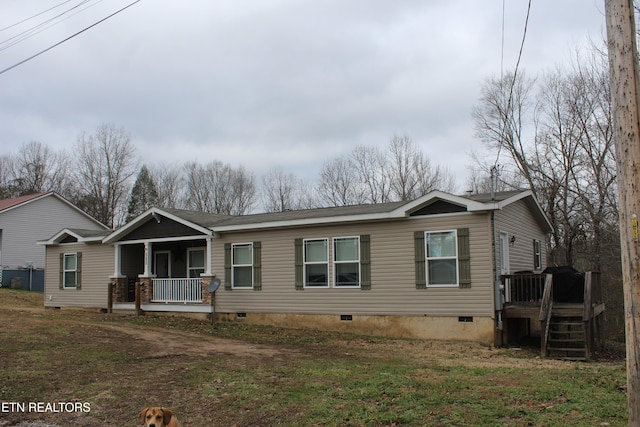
[0, 0, 98, 52]
[494, 0, 532, 169]
[0, 0, 141, 76]
[0, 0, 75, 32]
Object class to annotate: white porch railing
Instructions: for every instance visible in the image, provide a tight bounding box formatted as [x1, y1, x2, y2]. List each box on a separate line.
[152, 278, 203, 303]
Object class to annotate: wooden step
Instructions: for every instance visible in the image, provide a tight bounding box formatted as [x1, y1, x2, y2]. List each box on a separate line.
[544, 316, 589, 361]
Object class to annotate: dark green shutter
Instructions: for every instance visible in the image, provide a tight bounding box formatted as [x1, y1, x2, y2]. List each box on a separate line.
[414, 231, 426, 289]
[224, 243, 232, 291]
[76, 252, 82, 290]
[457, 228, 471, 288]
[360, 235, 371, 290]
[294, 239, 303, 290]
[253, 241, 262, 291]
[59, 253, 64, 290]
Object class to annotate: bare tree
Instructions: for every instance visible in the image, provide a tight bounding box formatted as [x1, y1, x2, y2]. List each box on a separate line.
[0, 155, 14, 198]
[262, 167, 316, 212]
[388, 135, 457, 200]
[184, 161, 256, 215]
[317, 156, 367, 207]
[350, 145, 391, 203]
[7, 141, 70, 197]
[73, 124, 138, 228]
[472, 48, 618, 272]
[149, 162, 185, 209]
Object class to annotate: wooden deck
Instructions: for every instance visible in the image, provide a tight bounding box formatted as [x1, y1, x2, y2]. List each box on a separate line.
[500, 271, 604, 361]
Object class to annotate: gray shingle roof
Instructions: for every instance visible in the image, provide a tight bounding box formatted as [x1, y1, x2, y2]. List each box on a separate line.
[161, 201, 409, 228]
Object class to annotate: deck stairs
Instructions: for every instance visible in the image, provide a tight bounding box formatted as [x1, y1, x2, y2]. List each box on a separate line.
[545, 315, 587, 361]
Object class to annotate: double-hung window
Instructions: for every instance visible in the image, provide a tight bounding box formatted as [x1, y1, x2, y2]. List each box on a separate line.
[63, 253, 79, 289]
[304, 238, 328, 287]
[334, 236, 360, 287]
[232, 243, 253, 288]
[425, 230, 458, 286]
[187, 247, 205, 278]
[533, 239, 542, 270]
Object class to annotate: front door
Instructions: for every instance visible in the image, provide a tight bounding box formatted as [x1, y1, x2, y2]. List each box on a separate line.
[154, 251, 171, 278]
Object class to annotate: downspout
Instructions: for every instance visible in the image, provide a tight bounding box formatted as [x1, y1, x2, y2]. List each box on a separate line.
[492, 210, 504, 331]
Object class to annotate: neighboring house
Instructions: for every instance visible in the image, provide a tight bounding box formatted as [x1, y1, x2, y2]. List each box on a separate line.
[42, 190, 554, 346]
[0, 192, 109, 291]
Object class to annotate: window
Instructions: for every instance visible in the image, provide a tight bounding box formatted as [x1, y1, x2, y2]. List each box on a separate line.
[533, 239, 542, 270]
[232, 243, 253, 288]
[63, 253, 78, 289]
[425, 230, 458, 286]
[188, 247, 205, 278]
[334, 236, 360, 287]
[304, 239, 328, 287]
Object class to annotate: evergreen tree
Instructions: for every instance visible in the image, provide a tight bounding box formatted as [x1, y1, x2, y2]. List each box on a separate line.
[126, 165, 159, 222]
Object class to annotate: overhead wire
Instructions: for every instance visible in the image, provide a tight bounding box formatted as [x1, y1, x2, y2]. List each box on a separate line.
[0, 0, 141, 76]
[0, 0, 75, 32]
[0, 0, 101, 52]
[493, 0, 532, 184]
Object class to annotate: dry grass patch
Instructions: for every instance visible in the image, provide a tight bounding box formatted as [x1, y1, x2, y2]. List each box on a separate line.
[0, 289, 628, 426]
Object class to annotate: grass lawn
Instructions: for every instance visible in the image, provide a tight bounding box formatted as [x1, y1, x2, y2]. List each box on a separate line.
[0, 288, 628, 426]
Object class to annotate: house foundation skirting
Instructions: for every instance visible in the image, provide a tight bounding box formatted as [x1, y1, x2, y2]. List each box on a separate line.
[216, 312, 495, 345]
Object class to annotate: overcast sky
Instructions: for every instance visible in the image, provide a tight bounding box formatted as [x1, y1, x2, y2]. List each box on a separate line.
[0, 1, 607, 190]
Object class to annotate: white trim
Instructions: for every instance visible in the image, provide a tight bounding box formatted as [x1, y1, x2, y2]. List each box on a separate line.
[111, 235, 210, 245]
[38, 228, 108, 245]
[211, 190, 521, 233]
[62, 252, 79, 289]
[303, 238, 329, 289]
[205, 237, 213, 276]
[213, 212, 400, 233]
[333, 236, 361, 288]
[113, 244, 122, 278]
[231, 242, 254, 289]
[424, 229, 459, 288]
[187, 247, 206, 278]
[103, 207, 212, 244]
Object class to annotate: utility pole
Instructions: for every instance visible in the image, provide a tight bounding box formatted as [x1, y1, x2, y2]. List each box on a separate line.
[606, 0, 640, 424]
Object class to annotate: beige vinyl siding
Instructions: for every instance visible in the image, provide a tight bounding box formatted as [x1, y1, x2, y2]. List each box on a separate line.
[494, 200, 548, 273]
[44, 242, 113, 308]
[213, 212, 496, 318]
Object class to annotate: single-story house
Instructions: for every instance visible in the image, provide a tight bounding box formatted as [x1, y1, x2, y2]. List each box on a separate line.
[42, 190, 552, 346]
[0, 192, 109, 290]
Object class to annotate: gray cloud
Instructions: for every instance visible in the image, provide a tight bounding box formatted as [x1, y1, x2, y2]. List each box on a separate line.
[0, 0, 606, 188]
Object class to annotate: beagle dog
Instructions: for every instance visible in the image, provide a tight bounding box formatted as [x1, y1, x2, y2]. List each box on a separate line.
[139, 407, 180, 427]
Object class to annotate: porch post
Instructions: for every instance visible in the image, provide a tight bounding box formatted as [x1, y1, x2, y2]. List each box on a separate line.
[205, 236, 213, 276]
[113, 244, 122, 277]
[142, 241, 153, 277]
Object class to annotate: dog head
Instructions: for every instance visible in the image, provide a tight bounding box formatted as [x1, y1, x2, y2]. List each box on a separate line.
[139, 407, 173, 427]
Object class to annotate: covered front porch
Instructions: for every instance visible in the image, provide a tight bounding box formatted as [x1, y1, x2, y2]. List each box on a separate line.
[103, 208, 220, 314]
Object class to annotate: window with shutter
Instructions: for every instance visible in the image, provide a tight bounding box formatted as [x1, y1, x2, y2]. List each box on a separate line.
[62, 252, 79, 289]
[416, 229, 471, 289]
[333, 236, 360, 288]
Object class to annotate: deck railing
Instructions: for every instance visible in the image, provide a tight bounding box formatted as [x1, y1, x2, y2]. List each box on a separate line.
[501, 273, 547, 303]
[152, 278, 202, 303]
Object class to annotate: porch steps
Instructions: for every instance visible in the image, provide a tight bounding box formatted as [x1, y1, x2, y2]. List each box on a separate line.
[546, 316, 587, 361]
